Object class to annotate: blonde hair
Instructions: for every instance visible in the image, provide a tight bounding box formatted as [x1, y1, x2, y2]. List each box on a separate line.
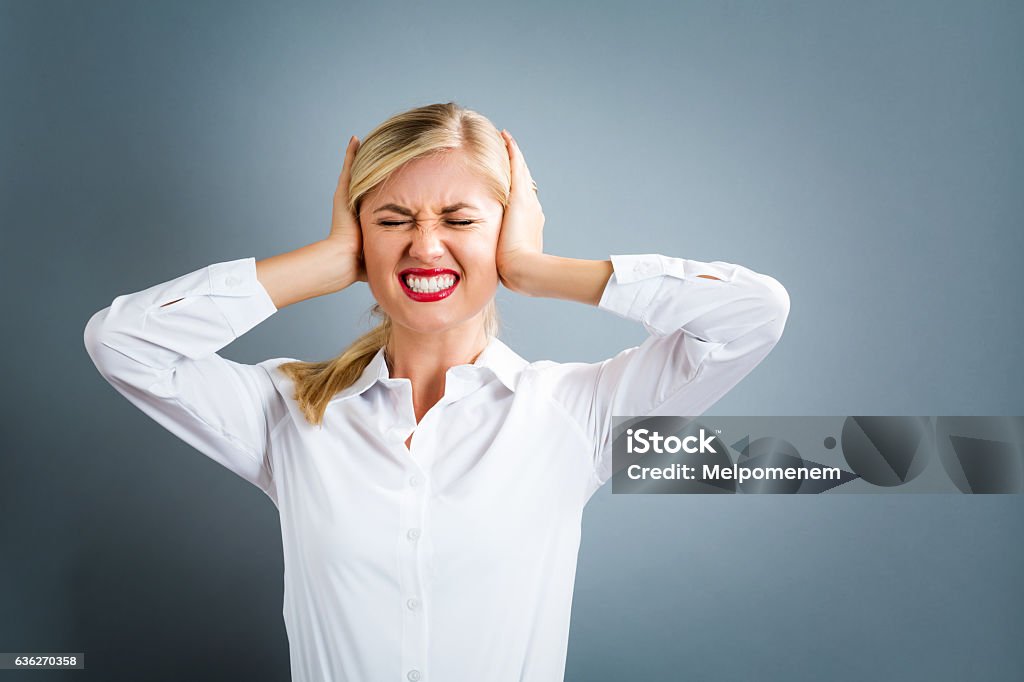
[278, 102, 511, 426]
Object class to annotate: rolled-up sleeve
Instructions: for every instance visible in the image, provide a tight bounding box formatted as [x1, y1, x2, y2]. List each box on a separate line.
[83, 257, 282, 499]
[542, 253, 790, 487]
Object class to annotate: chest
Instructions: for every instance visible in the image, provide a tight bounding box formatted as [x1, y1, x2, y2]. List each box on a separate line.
[272, 388, 594, 571]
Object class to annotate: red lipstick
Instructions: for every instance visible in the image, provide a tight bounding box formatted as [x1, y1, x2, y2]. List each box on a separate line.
[398, 268, 460, 302]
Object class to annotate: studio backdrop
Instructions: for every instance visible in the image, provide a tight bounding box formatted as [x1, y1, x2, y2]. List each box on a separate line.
[2, 1, 1022, 680]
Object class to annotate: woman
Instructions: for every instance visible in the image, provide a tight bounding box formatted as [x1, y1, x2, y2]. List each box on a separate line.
[84, 102, 790, 682]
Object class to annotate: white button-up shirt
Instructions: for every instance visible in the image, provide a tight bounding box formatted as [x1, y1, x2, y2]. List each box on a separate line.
[84, 253, 790, 682]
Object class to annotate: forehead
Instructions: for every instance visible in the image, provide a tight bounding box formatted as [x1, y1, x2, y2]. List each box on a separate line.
[367, 149, 496, 211]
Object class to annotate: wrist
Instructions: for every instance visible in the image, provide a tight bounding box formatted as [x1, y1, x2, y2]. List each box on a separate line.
[500, 252, 550, 297]
[502, 253, 614, 306]
[315, 238, 362, 293]
[256, 239, 360, 309]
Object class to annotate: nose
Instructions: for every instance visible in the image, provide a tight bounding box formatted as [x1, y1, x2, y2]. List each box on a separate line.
[408, 225, 446, 264]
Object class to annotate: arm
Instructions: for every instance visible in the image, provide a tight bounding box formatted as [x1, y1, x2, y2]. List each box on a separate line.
[156, 239, 357, 310]
[518, 251, 790, 487]
[500, 253, 614, 305]
[83, 136, 366, 497]
[83, 256, 285, 496]
[256, 237, 361, 309]
[492, 130, 727, 308]
[494, 131, 789, 488]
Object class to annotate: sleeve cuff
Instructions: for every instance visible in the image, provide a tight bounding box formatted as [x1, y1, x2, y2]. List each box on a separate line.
[598, 254, 684, 327]
[208, 257, 279, 338]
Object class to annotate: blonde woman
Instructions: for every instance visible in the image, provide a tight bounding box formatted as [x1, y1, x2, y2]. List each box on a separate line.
[84, 102, 790, 682]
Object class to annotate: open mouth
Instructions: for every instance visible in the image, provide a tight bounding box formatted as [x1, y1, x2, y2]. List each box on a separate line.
[398, 268, 460, 301]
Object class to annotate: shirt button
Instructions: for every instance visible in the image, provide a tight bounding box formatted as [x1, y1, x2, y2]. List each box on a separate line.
[407, 670, 422, 681]
[407, 597, 421, 611]
[224, 275, 241, 287]
[633, 262, 658, 276]
[407, 528, 421, 541]
[409, 475, 421, 487]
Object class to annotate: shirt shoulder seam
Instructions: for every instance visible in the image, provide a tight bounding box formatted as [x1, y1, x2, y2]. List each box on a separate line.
[523, 366, 602, 489]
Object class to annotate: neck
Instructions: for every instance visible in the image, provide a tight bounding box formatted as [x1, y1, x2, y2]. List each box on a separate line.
[385, 317, 490, 402]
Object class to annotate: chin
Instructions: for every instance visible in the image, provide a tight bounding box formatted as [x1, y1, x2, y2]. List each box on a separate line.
[391, 307, 486, 336]
[399, 311, 471, 333]
[395, 314, 449, 332]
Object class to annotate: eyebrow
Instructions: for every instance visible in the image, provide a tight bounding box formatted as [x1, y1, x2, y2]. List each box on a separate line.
[373, 202, 478, 216]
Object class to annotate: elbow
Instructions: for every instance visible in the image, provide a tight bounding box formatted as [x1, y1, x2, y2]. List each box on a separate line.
[84, 307, 163, 393]
[84, 309, 107, 362]
[83, 308, 117, 377]
[760, 276, 791, 342]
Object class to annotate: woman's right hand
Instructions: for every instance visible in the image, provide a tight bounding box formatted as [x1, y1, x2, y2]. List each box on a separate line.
[328, 135, 367, 282]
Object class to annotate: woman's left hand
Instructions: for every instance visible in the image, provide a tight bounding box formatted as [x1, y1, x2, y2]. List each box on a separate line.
[496, 129, 545, 293]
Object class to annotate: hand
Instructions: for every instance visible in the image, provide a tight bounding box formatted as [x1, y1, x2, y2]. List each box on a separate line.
[327, 135, 367, 283]
[496, 129, 545, 293]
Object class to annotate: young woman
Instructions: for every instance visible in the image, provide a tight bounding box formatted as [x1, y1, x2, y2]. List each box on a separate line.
[84, 102, 790, 682]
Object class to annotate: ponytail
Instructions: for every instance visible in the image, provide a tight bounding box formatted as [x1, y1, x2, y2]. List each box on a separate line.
[277, 300, 499, 427]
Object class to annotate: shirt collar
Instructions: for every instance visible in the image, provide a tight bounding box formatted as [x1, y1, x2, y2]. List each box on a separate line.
[327, 336, 528, 404]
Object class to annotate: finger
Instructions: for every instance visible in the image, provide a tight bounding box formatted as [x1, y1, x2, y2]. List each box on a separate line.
[506, 132, 534, 182]
[343, 136, 359, 172]
[501, 130, 522, 189]
[502, 130, 535, 192]
[337, 136, 360, 189]
[503, 130, 523, 168]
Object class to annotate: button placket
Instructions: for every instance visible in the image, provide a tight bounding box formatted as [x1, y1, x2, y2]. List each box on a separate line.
[394, 391, 451, 681]
[397, 426, 430, 681]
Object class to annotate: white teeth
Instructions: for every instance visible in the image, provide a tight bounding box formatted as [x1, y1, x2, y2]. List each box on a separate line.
[404, 273, 457, 293]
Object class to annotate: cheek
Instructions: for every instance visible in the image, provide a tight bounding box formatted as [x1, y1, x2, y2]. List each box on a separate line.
[468, 229, 500, 263]
[466, 248, 499, 280]
[362, 236, 394, 267]
[362, 246, 400, 291]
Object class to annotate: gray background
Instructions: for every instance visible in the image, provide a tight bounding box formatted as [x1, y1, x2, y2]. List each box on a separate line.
[2, 0, 1022, 680]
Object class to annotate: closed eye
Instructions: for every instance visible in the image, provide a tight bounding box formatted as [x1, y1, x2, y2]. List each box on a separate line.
[377, 220, 478, 228]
